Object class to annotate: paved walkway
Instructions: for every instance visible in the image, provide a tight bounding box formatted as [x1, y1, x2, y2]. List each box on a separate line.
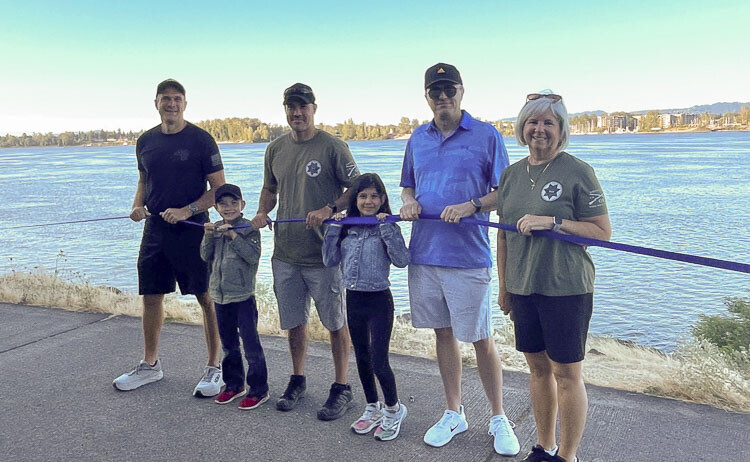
[1, 303, 748, 462]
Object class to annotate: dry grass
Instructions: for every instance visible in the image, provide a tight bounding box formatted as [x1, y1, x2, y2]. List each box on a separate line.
[1, 270, 748, 413]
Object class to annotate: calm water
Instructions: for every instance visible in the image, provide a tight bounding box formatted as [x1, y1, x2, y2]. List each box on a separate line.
[1, 132, 748, 351]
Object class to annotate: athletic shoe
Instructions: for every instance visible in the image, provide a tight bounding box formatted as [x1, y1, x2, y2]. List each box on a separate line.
[113, 360, 163, 391]
[522, 445, 552, 462]
[276, 375, 306, 411]
[489, 414, 520, 456]
[193, 366, 223, 397]
[423, 406, 468, 447]
[238, 393, 269, 410]
[351, 402, 383, 434]
[374, 402, 408, 441]
[214, 388, 247, 405]
[317, 383, 354, 421]
[548, 454, 578, 462]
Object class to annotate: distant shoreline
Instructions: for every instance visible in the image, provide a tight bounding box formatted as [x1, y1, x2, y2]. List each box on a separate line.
[2, 127, 749, 149]
[570, 127, 750, 136]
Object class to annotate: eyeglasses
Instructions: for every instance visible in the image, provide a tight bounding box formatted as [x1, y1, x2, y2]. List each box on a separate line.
[526, 93, 562, 102]
[427, 86, 459, 100]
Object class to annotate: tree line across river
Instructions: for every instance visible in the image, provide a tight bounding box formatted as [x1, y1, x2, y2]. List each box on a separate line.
[5, 106, 750, 148]
[0, 116, 516, 148]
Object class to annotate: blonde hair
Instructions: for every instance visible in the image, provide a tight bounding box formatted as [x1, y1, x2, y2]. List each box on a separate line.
[515, 96, 570, 153]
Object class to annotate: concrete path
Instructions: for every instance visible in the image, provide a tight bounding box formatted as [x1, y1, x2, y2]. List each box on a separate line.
[1, 303, 748, 462]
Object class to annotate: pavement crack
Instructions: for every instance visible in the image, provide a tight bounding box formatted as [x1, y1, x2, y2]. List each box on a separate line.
[0, 314, 118, 355]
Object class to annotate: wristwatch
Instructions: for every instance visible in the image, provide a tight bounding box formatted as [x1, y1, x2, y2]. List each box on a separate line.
[470, 198, 482, 213]
[553, 216, 563, 232]
[188, 203, 199, 215]
[326, 201, 337, 213]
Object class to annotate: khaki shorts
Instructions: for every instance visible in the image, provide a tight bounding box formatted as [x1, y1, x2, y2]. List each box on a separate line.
[408, 264, 492, 343]
[272, 258, 346, 331]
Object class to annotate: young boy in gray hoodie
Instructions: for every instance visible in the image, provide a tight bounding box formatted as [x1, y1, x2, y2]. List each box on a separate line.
[200, 183, 268, 409]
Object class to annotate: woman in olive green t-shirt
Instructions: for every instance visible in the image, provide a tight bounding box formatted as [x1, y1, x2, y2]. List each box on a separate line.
[496, 92, 611, 462]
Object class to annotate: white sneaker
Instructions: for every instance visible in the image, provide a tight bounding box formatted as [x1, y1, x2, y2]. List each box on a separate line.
[113, 360, 163, 391]
[192, 366, 223, 397]
[488, 414, 520, 456]
[375, 402, 408, 441]
[351, 402, 383, 434]
[423, 405, 468, 447]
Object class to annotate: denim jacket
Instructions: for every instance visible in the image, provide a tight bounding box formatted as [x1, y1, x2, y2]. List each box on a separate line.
[322, 222, 410, 291]
[200, 216, 261, 304]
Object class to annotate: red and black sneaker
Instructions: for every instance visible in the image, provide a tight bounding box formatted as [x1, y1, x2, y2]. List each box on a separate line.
[239, 393, 269, 410]
[214, 388, 246, 405]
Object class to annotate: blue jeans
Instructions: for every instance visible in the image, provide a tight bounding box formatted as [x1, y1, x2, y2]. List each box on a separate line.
[215, 296, 268, 397]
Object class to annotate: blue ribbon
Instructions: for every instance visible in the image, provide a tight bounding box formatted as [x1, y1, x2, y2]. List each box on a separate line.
[6, 216, 132, 230]
[181, 214, 750, 274]
[7, 214, 747, 274]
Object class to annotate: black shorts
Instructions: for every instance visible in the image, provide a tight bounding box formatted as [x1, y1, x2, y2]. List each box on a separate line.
[509, 292, 593, 364]
[137, 217, 208, 296]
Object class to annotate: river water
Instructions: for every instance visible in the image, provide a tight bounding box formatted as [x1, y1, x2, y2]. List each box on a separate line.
[1, 131, 748, 351]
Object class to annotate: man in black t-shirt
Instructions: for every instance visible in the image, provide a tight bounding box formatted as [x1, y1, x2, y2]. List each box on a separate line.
[113, 79, 226, 397]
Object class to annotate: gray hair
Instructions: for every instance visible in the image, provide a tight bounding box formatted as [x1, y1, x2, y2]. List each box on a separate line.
[514, 96, 570, 153]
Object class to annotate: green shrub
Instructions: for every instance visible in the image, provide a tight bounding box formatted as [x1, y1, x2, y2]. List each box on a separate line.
[693, 296, 750, 355]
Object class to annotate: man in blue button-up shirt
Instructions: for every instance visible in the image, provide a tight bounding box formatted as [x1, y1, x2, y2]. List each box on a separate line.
[399, 63, 519, 456]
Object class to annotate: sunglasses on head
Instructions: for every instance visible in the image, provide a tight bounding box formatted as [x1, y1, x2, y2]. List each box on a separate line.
[526, 93, 562, 102]
[284, 87, 312, 97]
[427, 85, 459, 100]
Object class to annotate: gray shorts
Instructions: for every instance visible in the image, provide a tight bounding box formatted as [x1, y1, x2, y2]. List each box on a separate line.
[408, 264, 492, 343]
[272, 258, 346, 331]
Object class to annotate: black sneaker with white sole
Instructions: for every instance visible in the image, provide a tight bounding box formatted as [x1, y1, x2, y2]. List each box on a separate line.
[317, 382, 354, 421]
[276, 375, 306, 411]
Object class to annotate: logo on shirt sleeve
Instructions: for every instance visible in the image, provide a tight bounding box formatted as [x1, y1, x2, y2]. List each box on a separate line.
[541, 181, 562, 202]
[211, 153, 221, 166]
[306, 160, 322, 177]
[346, 162, 359, 178]
[588, 190, 606, 207]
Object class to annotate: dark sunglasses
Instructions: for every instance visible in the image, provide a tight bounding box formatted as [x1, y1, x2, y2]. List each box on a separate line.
[526, 93, 562, 102]
[284, 87, 313, 97]
[427, 86, 459, 100]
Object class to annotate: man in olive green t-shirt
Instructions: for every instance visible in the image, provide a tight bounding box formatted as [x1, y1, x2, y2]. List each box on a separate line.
[250, 83, 360, 421]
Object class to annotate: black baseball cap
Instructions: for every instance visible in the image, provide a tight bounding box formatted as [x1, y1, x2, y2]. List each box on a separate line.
[214, 183, 242, 202]
[283, 83, 315, 105]
[156, 79, 186, 96]
[424, 63, 462, 89]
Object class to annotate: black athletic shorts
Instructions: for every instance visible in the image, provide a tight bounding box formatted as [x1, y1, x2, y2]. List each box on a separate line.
[509, 292, 593, 364]
[137, 216, 209, 296]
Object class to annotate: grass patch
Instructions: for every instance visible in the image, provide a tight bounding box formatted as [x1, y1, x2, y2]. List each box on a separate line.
[1, 270, 748, 413]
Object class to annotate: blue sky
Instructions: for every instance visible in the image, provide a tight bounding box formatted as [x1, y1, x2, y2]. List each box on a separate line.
[1, 0, 748, 134]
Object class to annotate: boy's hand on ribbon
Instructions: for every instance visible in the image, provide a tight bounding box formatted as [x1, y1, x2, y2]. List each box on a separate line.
[217, 223, 236, 240]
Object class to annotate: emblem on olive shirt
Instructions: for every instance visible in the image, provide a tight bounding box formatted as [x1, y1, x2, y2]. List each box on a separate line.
[541, 181, 562, 201]
[306, 160, 322, 177]
[588, 190, 605, 207]
[346, 162, 359, 177]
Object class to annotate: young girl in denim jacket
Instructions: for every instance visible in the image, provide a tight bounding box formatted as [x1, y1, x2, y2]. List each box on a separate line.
[322, 173, 410, 441]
